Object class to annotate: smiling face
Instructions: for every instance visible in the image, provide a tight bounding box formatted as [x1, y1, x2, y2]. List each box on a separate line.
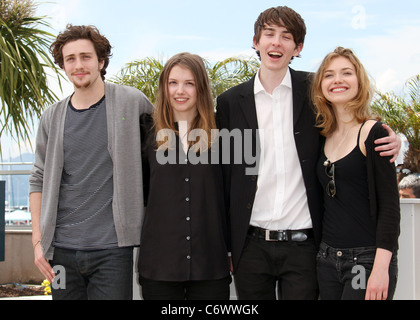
[167, 64, 198, 123]
[62, 39, 105, 89]
[321, 56, 359, 109]
[253, 24, 303, 74]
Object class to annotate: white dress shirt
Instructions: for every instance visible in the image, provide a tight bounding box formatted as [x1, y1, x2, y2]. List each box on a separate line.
[250, 69, 312, 231]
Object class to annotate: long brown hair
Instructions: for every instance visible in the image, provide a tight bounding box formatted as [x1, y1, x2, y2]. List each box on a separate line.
[312, 47, 375, 137]
[153, 52, 216, 152]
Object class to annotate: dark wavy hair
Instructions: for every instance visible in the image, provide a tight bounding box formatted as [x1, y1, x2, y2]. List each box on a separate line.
[50, 24, 112, 80]
[253, 6, 306, 60]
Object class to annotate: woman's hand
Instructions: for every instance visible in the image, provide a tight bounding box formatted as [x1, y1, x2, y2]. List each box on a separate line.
[365, 248, 392, 300]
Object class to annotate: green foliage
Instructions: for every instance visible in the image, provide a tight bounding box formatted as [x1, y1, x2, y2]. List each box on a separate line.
[0, 0, 63, 155]
[206, 56, 260, 104]
[110, 57, 164, 104]
[110, 55, 260, 104]
[372, 75, 420, 172]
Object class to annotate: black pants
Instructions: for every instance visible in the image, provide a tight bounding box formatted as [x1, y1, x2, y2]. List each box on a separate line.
[234, 231, 318, 300]
[139, 276, 232, 300]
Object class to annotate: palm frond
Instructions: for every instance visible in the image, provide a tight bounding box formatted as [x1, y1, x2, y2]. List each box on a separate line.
[406, 75, 420, 107]
[110, 57, 164, 103]
[207, 56, 260, 102]
[372, 74, 420, 172]
[0, 3, 64, 156]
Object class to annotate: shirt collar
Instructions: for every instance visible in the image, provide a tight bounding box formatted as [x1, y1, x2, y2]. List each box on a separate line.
[254, 68, 292, 95]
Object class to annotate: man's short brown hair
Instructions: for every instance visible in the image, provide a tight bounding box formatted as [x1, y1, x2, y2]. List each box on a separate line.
[254, 6, 306, 50]
[50, 24, 112, 80]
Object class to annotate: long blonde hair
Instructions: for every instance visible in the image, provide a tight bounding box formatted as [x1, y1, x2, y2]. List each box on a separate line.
[153, 52, 216, 152]
[312, 47, 375, 137]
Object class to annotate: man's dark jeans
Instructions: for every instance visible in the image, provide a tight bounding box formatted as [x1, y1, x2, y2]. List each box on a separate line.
[50, 247, 133, 300]
[234, 231, 319, 300]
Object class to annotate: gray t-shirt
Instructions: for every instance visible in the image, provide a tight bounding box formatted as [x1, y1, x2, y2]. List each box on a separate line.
[53, 96, 118, 250]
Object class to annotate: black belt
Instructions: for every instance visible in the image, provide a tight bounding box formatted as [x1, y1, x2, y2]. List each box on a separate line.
[248, 226, 313, 242]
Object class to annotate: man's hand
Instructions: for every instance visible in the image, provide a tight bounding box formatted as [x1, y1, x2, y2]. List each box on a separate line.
[374, 124, 401, 163]
[34, 243, 55, 283]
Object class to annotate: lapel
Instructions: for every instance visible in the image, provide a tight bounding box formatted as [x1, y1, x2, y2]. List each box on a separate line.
[238, 69, 308, 130]
[238, 76, 259, 130]
[290, 68, 307, 128]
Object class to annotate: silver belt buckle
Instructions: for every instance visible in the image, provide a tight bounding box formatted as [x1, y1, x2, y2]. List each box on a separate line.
[265, 230, 275, 241]
[265, 230, 286, 241]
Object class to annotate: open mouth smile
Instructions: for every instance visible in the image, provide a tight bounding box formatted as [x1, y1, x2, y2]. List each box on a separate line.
[330, 87, 349, 93]
[174, 98, 189, 103]
[268, 51, 283, 59]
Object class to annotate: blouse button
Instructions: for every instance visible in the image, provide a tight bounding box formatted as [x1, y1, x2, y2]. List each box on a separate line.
[186, 236, 190, 241]
[186, 197, 190, 202]
[186, 217, 190, 221]
[187, 255, 191, 260]
[185, 178, 189, 182]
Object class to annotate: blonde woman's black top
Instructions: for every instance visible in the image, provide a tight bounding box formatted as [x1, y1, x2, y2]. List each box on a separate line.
[317, 121, 400, 252]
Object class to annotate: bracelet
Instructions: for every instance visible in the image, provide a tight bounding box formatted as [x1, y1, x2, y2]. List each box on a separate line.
[33, 240, 41, 249]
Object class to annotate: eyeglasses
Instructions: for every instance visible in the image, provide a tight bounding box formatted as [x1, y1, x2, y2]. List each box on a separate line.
[396, 168, 411, 175]
[324, 160, 336, 197]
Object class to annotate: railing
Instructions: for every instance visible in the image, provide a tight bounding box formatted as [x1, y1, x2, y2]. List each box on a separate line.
[0, 162, 33, 175]
[0, 162, 32, 229]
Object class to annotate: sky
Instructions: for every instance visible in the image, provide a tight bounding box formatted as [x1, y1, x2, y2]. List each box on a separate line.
[2, 0, 420, 160]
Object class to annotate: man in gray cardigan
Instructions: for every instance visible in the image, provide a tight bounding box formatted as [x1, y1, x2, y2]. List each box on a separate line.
[29, 25, 153, 300]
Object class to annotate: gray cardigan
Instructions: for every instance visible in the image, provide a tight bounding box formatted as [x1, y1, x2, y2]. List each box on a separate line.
[29, 82, 153, 259]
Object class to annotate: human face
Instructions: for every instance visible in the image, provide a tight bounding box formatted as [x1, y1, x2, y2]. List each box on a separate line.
[62, 39, 104, 89]
[254, 24, 302, 74]
[321, 56, 359, 109]
[168, 65, 198, 123]
[400, 188, 416, 198]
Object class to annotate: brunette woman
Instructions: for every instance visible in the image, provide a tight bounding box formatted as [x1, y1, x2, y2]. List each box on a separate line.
[138, 53, 231, 300]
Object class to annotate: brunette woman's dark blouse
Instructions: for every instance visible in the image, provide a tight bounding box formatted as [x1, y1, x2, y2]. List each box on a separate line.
[138, 114, 230, 281]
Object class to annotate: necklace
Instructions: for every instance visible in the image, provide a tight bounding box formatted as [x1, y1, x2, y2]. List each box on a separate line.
[324, 123, 359, 167]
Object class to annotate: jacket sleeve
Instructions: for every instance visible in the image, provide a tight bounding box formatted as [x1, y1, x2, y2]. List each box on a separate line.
[366, 122, 400, 252]
[216, 94, 232, 252]
[29, 110, 51, 194]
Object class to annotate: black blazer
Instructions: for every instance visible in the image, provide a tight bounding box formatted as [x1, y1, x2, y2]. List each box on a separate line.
[216, 68, 323, 270]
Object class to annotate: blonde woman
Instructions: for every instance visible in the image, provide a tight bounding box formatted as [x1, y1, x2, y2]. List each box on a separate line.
[138, 53, 231, 300]
[312, 47, 400, 300]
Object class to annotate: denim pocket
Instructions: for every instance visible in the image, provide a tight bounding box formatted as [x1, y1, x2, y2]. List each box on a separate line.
[351, 247, 376, 273]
